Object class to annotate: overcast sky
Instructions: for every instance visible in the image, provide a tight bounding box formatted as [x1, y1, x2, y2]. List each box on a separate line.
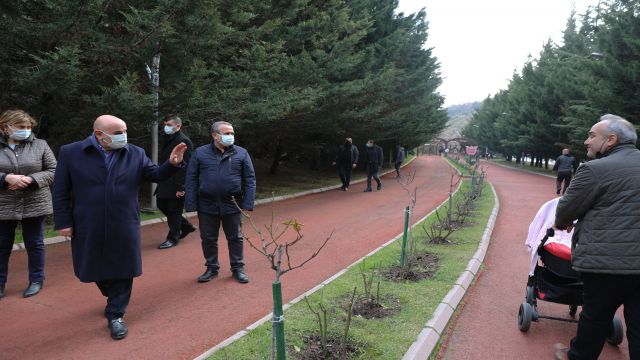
[396, 0, 600, 107]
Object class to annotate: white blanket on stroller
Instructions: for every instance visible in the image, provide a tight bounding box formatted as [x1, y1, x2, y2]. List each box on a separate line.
[525, 197, 573, 275]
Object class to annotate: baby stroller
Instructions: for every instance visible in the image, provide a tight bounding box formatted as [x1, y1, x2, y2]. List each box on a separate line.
[517, 198, 624, 346]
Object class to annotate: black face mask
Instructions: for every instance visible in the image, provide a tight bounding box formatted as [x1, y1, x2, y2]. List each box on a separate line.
[345, 141, 352, 146]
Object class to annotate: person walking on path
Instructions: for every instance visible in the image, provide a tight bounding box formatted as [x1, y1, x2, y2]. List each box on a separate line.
[0, 110, 56, 300]
[553, 148, 578, 195]
[394, 145, 406, 178]
[363, 139, 383, 192]
[554, 114, 640, 360]
[52, 115, 187, 340]
[156, 114, 196, 250]
[185, 120, 256, 284]
[331, 137, 359, 191]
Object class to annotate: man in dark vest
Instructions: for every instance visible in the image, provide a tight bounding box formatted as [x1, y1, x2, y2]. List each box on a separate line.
[156, 114, 196, 249]
[363, 139, 383, 192]
[331, 137, 359, 191]
[553, 148, 578, 195]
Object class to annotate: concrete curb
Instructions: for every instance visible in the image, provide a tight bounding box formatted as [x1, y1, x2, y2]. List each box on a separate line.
[401, 182, 500, 360]
[11, 157, 416, 252]
[194, 165, 465, 360]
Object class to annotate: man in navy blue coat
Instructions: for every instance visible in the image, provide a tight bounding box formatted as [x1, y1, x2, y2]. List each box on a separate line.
[185, 120, 256, 284]
[52, 115, 186, 340]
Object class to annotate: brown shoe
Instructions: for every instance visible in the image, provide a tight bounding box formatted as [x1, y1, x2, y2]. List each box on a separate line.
[553, 343, 569, 360]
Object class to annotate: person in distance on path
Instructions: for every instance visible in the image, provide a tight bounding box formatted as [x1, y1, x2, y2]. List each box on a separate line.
[553, 148, 578, 195]
[553, 114, 640, 360]
[53, 115, 186, 340]
[363, 139, 383, 192]
[331, 137, 359, 191]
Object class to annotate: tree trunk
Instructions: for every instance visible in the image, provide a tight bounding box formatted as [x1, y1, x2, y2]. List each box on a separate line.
[270, 142, 283, 175]
[529, 155, 534, 167]
[544, 158, 549, 169]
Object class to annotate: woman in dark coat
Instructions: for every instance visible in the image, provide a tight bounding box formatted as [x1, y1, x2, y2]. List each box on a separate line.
[0, 110, 56, 299]
[52, 115, 186, 340]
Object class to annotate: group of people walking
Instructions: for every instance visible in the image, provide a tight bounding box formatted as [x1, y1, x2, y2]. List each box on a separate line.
[331, 137, 406, 192]
[0, 110, 256, 341]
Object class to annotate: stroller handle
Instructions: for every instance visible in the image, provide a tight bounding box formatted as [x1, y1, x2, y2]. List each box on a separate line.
[537, 228, 556, 257]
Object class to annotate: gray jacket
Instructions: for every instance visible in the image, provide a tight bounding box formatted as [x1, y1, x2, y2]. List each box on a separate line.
[0, 135, 57, 220]
[556, 143, 640, 274]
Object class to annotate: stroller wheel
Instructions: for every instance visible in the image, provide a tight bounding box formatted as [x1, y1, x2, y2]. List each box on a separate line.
[518, 303, 533, 332]
[525, 286, 535, 304]
[569, 305, 578, 318]
[606, 316, 624, 346]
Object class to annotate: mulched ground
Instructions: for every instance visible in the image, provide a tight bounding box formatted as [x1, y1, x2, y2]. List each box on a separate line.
[292, 334, 361, 360]
[351, 296, 400, 319]
[381, 252, 440, 282]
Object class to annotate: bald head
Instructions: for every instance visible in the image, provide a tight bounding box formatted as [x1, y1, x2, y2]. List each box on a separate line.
[94, 115, 126, 132]
[94, 115, 128, 150]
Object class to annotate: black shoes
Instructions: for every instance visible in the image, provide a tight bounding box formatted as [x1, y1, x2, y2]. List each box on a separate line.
[197, 267, 219, 283]
[232, 269, 249, 284]
[0, 284, 4, 300]
[23, 282, 42, 298]
[158, 239, 178, 249]
[363, 188, 372, 192]
[377, 184, 382, 190]
[108, 318, 128, 340]
[179, 225, 197, 240]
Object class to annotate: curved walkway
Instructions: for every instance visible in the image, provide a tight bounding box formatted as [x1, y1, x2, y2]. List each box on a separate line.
[437, 161, 630, 359]
[0, 156, 453, 360]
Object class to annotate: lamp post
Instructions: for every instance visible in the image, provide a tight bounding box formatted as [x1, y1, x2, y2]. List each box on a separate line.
[145, 53, 161, 210]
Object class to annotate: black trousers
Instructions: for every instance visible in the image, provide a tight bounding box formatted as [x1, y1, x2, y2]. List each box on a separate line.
[394, 161, 402, 176]
[338, 165, 352, 188]
[198, 212, 244, 272]
[157, 198, 194, 242]
[366, 166, 381, 190]
[95, 278, 133, 321]
[557, 170, 573, 194]
[568, 272, 640, 360]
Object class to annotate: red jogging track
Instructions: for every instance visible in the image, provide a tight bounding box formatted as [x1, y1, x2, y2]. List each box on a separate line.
[1, 156, 454, 360]
[437, 162, 630, 360]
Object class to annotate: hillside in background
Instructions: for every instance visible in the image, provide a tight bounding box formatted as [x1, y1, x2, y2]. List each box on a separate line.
[437, 101, 481, 139]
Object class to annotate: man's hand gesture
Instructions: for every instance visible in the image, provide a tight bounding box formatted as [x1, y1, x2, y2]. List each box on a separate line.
[170, 143, 188, 166]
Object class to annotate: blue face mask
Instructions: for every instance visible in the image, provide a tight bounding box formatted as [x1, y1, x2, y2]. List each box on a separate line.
[163, 125, 177, 135]
[100, 131, 127, 150]
[10, 127, 31, 141]
[220, 134, 234, 147]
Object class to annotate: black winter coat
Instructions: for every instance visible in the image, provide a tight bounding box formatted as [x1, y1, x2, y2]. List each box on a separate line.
[363, 145, 383, 170]
[155, 131, 193, 198]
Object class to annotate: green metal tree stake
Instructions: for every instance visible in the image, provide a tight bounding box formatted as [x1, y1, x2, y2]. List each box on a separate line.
[400, 206, 410, 266]
[272, 279, 286, 360]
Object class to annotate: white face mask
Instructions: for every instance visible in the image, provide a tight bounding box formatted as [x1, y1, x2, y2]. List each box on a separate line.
[219, 134, 234, 147]
[164, 125, 177, 135]
[100, 130, 127, 149]
[9, 127, 32, 141]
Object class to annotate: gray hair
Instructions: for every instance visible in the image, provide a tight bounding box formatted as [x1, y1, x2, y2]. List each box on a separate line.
[211, 120, 232, 134]
[600, 114, 637, 145]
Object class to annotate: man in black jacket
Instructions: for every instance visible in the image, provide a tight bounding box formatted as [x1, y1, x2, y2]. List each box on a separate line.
[156, 114, 196, 249]
[363, 139, 383, 192]
[554, 114, 640, 360]
[552, 148, 578, 195]
[331, 137, 359, 191]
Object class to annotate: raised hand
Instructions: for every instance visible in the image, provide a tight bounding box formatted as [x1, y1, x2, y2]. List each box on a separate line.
[170, 142, 188, 166]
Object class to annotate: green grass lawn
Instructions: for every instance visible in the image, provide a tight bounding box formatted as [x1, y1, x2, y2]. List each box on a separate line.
[209, 180, 494, 359]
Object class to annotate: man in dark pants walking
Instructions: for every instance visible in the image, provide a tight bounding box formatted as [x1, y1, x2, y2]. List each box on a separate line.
[554, 114, 640, 360]
[363, 139, 383, 192]
[53, 115, 186, 340]
[331, 137, 359, 191]
[185, 120, 256, 284]
[394, 145, 405, 177]
[156, 114, 196, 249]
[553, 148, 578, 195]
